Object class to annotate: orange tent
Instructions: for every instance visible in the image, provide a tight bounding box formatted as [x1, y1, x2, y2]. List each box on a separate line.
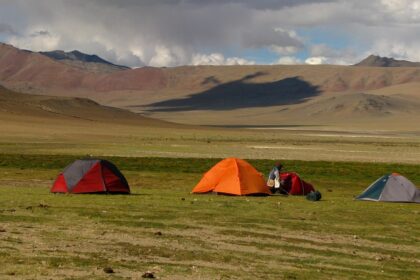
[192, 158, 270, 196]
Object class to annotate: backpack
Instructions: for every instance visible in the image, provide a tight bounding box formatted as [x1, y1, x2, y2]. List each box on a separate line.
[306, 190, 322, 201]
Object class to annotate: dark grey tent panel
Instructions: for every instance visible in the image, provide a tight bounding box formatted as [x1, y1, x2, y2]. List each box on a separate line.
[63, 159, 100, 191]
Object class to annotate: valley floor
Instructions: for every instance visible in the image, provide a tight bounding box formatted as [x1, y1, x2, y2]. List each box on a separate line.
[2, 115, 420, 164]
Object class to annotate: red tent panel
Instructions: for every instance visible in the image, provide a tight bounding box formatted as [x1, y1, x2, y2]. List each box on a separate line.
[51, 174, 68, 193]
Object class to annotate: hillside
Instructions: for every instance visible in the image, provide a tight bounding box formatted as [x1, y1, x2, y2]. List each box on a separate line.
[0, 85, 171, 127]
[355, 55, 420, 67]
[276, 92, 420, 123]
[0, 43, 98, 93]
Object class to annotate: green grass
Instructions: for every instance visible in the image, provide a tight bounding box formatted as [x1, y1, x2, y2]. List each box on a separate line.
[0, 154, 419, 279]
[1, 153, 419, 181]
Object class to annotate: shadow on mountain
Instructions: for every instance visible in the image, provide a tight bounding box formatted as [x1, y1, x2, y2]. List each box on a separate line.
[201, 76, 221, 86]
[144, 72, 321, 112]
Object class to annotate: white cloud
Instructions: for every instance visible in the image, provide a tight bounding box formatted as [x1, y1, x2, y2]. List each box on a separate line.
[191, 53, 224, 65]
[0, 1, 307, 67]
[2, 0, 420, 66]
[149, 46, 179, 67]
[191, 53, 255, 65]
[305, 56, 327, 65]
[307, 44, 362, 65]
[275, 56, 302, 65]
[241, 26, 304, 57]
[370, 40, 420, 61]
[379, 0, 420, 22]
[225, 57, 255, 65]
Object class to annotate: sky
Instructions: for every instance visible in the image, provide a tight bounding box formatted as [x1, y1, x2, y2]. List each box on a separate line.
[1, 0, 420, 67]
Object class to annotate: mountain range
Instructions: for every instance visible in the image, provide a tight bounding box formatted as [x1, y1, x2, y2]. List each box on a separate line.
[39, 50, 130, 73]
[1, 42, 419, 130]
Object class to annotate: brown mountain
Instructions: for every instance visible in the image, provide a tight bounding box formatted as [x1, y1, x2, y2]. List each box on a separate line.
[0, 43, 167, 94]
[0, 43, 97, 93]
[1, 43, 420, 129]
[355, 55, 420, 67]
[2, 42, 420, 96]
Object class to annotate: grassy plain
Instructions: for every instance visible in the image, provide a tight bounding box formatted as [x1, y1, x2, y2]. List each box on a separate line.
[0, 155, 419, 279]
[2, 120, 420, 163]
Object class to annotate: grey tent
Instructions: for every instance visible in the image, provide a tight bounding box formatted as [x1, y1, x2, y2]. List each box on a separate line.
[356, 173, 420, 203]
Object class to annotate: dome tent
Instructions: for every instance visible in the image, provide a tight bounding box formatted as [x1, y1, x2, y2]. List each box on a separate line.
[192, 158, 270, 196]
[356, 173, 420, 203]
[51, 159, 130, 194]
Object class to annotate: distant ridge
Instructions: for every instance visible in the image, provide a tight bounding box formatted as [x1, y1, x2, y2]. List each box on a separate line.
[355, 55, 420, 67]
[39, 50, 130, 73]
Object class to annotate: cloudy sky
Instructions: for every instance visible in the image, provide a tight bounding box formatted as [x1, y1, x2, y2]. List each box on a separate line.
[1, 0, 420, 67]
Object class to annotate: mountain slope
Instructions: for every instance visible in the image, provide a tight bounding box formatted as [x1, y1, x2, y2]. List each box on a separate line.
[355, 55, 420, 67]
[40, 50, 130, 73]
[145, 92, 420, 130]
[0, 43, 97, 93]
[283, 93, 420, 119]
[0, 85, 172, 127]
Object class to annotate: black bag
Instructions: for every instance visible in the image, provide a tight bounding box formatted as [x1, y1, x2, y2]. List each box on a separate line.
[306, 190, 322, 201]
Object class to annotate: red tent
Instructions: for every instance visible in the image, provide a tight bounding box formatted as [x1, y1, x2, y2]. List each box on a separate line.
[51, 159, 130, 194]
[280, 172, 314, 195]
